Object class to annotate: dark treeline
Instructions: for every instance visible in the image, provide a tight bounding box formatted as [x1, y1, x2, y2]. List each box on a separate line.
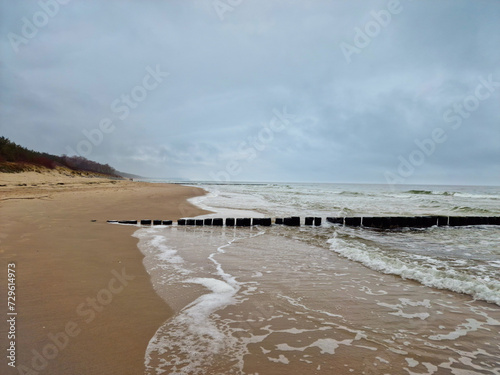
[0, 136, 119, 176]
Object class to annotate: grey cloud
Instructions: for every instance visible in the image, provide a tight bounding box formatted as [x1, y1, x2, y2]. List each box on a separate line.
[0, 0, 499, 184]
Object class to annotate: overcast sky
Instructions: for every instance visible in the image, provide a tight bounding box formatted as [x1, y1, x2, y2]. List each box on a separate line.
[1, 0, 499, 185]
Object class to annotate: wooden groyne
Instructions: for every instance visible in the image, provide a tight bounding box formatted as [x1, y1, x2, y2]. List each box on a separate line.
[328, 216, 500, 228]
[107, 216, 500, 229]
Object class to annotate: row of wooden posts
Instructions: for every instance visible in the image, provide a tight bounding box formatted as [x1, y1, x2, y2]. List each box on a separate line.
[107, 216, 500, 228]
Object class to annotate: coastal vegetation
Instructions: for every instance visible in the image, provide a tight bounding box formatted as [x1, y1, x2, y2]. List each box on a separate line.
[0, 136, 119, 177]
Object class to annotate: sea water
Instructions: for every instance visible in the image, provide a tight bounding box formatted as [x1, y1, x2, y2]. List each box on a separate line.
[133, 183, 500, 374]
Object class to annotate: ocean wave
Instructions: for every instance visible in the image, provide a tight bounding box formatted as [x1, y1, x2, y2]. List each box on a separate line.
[454, 192, 500, 200]
[452, 206, 493, 213]
[406, 189, 434, 195]
[405, 190, 455, 196]
[338, 191, 366, 196]
[404, 189, 500, 200]
[327, 235, 500, 306]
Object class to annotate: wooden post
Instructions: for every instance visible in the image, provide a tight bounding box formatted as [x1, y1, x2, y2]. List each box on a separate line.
[213, 218, 224, 226]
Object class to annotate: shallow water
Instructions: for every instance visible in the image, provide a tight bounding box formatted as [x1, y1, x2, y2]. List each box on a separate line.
[132, 182, 500, 374]
[135, 225, 500, 374]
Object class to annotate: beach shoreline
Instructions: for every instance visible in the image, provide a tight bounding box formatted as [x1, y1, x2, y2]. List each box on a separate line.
[137, 182, 500, 374]
[0, 171, 210, 375]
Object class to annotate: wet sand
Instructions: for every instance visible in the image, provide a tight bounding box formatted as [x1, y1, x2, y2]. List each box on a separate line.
[0, 171, 209, 375]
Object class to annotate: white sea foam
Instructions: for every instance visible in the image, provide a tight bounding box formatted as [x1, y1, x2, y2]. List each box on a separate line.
[454, 192, 500, 200]
[360, 285, 388, 295]
[150, 235, 185, 264]
[187, 187, 266, 219]
[429, 318, 484, 341]
[327, 235, 500, 306]
[268, 354, 290, 364]
[406, 357, 419, 367]
[275, 338, 354, 355]
[141, 228, 274, 374]
[133, 229, 192, 285]
[144, 275, 244, 373]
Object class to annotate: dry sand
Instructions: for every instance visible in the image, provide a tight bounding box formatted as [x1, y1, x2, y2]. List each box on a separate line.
[0, 171, 210, 374]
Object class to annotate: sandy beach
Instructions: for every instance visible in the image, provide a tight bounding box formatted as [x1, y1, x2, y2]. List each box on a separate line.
[2, 173, 500, 374]
[0, 171, 209, 375]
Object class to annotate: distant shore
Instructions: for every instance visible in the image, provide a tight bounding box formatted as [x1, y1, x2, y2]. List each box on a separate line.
[0, 171, 210, 375]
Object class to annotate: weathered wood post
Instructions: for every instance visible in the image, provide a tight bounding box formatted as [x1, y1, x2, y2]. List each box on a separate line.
[213, 218, 224, 226]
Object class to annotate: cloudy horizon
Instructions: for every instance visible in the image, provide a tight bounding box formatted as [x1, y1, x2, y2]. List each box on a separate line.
[1, 0, 499, 185]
